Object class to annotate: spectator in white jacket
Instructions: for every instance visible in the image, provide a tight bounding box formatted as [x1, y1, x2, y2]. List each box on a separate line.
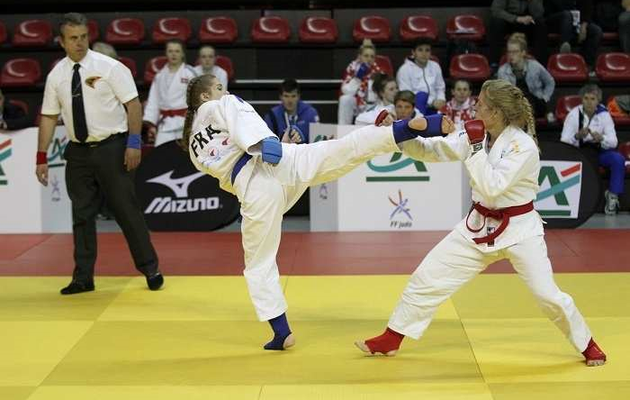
[144, 39, 198, 146]
[561, 84, 623, 215]
[396, 38, 446, 115]
[338, 39, 384, 124]
[194, 45, 228, 90]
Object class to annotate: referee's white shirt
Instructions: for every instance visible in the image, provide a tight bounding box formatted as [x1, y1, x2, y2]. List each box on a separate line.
[41, 49, 138, 143]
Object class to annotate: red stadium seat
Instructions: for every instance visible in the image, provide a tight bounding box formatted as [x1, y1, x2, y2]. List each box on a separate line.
[399, 15, 438, 42]
[8, 99, 29, 115]
[374, 55, 393, 76]
[353, 16, 391, 43]
[299, 17, 338, 43]
[251, 16, 290, 43]
[446, 15, 485, 42]
[144, 56, 167, 85]
[0, 58, 42, 87]
[449, 54, 490, 82]
[0, 21, 7, 44]
[106, 18, 145, 45]
[603, 32, 619, 42]
[199, 16, 238, 43]
[12, 19, 53, 47]
[87, 19, 100, 43]
[118, 56, 137, 78]
[555, 95, 581, 122]
[547, 53, 588, 83]
[596, 53, 630, 83]
[152, 17, 192, 43]
[216, 55, 234, 81]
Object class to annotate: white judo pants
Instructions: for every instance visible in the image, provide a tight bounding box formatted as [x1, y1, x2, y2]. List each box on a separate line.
[236, 125, 399, 321]
[388, 230, 592, 352]
[154, 116, 184, 147]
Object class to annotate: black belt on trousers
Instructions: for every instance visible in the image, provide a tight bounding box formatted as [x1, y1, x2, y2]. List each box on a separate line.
[231, 153, 253, 185]
[72, 132, 127, 147]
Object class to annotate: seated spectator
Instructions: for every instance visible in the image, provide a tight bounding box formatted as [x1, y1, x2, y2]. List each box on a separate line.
[440, 79, 477, 130]
[560, 84, 623, 215]
[263, 79, 319, 144]
[338, 39, 383, 124]
[396, 38, 445, 114]
[394, 90, 421, 120]
[194, 45, 228, 89]
[489, 0, 548, 70]
[355, 74, 398, 125]
[498, 34, 555, 120]
[545, 0, 602, 72]
[0, 89, 29, 131]
[92, 41, 117, 59]
[143, 39, 197, 146]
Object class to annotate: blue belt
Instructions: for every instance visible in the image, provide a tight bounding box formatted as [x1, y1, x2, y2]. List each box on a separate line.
[231, 153, 253, 185]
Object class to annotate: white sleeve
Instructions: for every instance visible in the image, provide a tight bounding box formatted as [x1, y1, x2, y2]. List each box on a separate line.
[341, 77, 361, 95]
[41, 75, 61, 115]
[464, 143, 539, 198]
[433, 64, 446, 101]
[600, 112, 618, 150]
[108, 62, 138, 104]
[396, 64, 413, 92]
[560, 109, 579, 147]
[221, 95, 275, 153]
[400, 132, 470, 162]
[143, 79, 160, 125]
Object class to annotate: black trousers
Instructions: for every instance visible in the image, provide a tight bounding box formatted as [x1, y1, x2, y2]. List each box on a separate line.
[64, 134, 158, 281]
[546, 11, 603, 67]
[488, 17, 548, 66]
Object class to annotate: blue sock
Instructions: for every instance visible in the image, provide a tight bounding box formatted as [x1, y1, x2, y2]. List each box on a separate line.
[264, 313, 291, 350]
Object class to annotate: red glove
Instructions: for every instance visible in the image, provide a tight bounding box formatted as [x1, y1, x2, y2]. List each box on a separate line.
[464, 120, 486, 154]
[375, 109, 390, 126]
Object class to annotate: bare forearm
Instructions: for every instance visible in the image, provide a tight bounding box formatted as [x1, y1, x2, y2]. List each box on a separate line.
[38, 114, 58, 152]
[125, 98, 142, 135]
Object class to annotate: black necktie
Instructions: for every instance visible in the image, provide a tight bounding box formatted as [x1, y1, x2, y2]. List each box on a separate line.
[72, 63, 88, 142]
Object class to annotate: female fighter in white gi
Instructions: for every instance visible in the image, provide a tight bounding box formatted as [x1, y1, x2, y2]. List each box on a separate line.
[181, 74, 453, 350]
[355, 79, 607, 366]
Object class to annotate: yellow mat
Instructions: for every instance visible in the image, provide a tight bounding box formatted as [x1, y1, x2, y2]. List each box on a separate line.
[1, 273, 628, 400]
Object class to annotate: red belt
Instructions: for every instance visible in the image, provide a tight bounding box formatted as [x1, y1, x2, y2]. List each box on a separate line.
[466, 201, 534, 245]
[160, 108, 187, 118]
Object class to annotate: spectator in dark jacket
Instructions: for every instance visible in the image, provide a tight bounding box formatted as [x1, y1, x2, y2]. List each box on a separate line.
[545, 0, 602, 71]
[489, 0, 548, 70]
[263, 79, 319, 144]
[0, 89, 29, 131]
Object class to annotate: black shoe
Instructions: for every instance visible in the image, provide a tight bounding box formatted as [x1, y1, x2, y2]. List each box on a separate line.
[60, 280, 95, 295]
[146, 272, 164, 291]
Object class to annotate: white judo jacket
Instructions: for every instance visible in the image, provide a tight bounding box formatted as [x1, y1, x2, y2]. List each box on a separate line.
[189, 95, 272, 195]
[400, 125, 544, 252]
[144, 63, 198, 145]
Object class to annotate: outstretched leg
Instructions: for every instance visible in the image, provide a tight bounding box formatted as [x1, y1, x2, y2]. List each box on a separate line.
[506, 235, 605, 366]
[356, 230, 496, 355]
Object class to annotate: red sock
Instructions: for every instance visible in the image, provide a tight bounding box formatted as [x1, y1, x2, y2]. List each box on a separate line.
[365, 327, 405, 354]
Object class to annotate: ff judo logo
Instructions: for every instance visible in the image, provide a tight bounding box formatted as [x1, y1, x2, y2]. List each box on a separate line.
[144, 170, 220, 214]
[367, 152, 429, 182]
[47, 136, 67, 169]
[389, 189, 413, 228]
[0, 139, 11, 185]
[535, 161, 582, 218]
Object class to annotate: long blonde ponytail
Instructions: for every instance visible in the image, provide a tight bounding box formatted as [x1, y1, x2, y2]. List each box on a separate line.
[179, 74, 216, 152]
[481, 79, 539, 150]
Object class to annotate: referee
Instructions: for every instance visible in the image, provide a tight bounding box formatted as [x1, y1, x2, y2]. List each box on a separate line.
[35, 13, 164, 295]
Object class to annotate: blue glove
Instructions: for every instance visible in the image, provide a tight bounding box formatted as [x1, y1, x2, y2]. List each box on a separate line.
[355, 63, 370, 80]
[414, 91, 429, 115]
[289, 124, 306, 143]
[261, 137, 283, 165]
